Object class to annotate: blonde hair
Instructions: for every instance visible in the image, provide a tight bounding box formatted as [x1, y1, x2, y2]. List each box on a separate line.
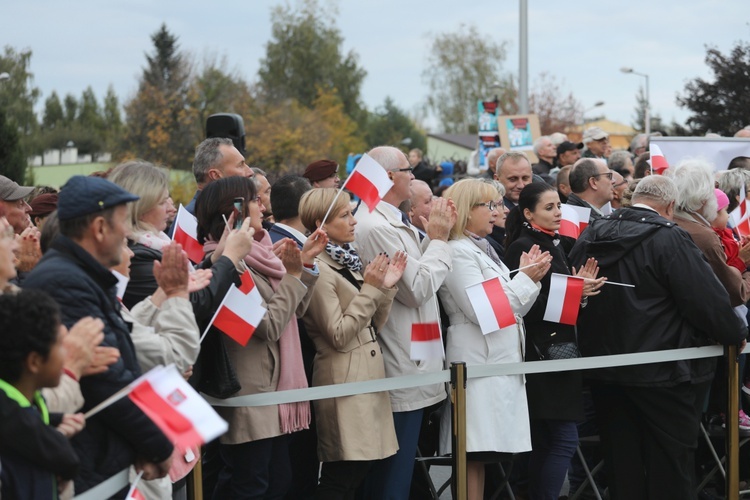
[444, 178, 498, 240]
[299, 188, 351, 233]
[108, 160, 169, 235]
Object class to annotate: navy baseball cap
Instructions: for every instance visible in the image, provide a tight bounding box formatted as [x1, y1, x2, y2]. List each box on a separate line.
[57, 175, 139, 221]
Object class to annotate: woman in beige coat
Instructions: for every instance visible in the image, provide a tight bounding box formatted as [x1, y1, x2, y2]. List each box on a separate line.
[299, 188, 407, 499]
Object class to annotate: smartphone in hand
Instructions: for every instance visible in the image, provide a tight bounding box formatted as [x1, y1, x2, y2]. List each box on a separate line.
[233, 197, 246, 230]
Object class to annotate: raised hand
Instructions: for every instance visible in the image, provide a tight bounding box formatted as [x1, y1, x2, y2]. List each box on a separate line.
[63, 317, 105, 379]
[222, 216, 255, 265]
[187, 268, 212, 293]
[301, 229, 328, 265]
[82, 346, 120, 377]
[274, 238, 303, 277]
[14, 226, 41, 272]
[423, 197, 457, 242]
[519, 245, 552, 283]
[573, 257, 607, 296]
[153, 243, 189, 298]
[55, 413, 85, 438]
[363, 253, 389, 288]
[383, 251, 407, 288]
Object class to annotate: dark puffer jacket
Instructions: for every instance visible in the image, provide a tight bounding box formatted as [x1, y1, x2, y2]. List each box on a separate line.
[23, 235, 173, 493]
[569, 207, 747, 387]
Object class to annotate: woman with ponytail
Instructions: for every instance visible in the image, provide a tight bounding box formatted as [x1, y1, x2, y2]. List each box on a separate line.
[504, 182, 605, 500]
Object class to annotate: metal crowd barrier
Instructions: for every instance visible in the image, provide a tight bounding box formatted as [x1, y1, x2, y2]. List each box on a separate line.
[73, 344, 744, 500]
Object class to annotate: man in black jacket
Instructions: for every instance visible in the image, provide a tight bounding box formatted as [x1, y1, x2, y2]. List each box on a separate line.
[569, 175, 747, 500]
[24, 176, 173, 494]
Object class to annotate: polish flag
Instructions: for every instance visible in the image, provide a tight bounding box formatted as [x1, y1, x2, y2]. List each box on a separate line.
[600, 202, 613, 216]
[128, 365, 228, 453]
[729, 199, 750, 237]
[173, 205, 205, 263]
[559, 205, 591, 239]
[343, 153, 394, 212]
[649, 144, 670, 174]
[543, 273, 585, 326]
[126, 487, 145, 500]
[410, 322, 444, 361]
[465, 277, 516, 334]
[239, 269, 263, 305]
[205, 284, 266, 346]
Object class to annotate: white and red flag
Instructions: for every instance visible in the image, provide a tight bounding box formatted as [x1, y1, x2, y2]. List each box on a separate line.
[543, 273, 585, 326]
[465, 277, 516, 334]
[239, 269, 263, 305]
[343, 153, 394, 212]
[172, 205, 205, 264]
[729, 199, 750, 237]
[204, 284, 266, 346]
[410, 322, 444, 361]
[649, 144, 670, 175]
[559, 205, 591, 239]
[128, 365, 228, 452]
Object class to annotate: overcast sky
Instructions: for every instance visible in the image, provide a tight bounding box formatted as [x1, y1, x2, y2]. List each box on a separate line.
[4, 0, 749, 133]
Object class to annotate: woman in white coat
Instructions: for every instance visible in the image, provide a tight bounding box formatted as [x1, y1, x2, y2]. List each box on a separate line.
[438, 179, 552, 500]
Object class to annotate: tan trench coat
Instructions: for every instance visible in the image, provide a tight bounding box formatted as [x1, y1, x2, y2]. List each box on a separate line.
[303, 252, 399, 462]
[217, 269, 317, 444]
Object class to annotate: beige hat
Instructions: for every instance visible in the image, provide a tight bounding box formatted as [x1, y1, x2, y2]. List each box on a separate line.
[582, 127, 609, 144]
[0, 176, 34, 201]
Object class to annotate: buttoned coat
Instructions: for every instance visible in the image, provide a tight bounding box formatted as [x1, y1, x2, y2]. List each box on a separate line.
[354, 202, 452, 412]
[438, 238, 540, 453]
[216, 268, 317, 444]
[303, 251, 399, 461]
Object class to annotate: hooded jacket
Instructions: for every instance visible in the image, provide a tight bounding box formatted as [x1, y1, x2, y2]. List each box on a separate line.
[569, 206, 746, 386]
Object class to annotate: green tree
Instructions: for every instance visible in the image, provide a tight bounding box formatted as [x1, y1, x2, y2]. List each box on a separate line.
[190, 54, 255, 139]
[258, 0, 366, 121]
[677, 41, 750, 136]
[42, 91, 64, 130]
[78, 86, 102, 130]
[0, 109, 26, 182]
[120, 24, 197, 169]
[363, 97, 427, 151]
[0, 47, 40, 137]
[102, 85, 123, 150]
[423, 24, 515, 134]
[63, 94, 78, 125]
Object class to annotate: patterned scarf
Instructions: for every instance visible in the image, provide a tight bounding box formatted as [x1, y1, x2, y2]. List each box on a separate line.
[464, 230, 504, 268]
[324, 241, 362, 272]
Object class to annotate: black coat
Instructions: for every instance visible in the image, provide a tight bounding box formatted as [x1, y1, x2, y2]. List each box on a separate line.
[505, 225, 583, 421]
[569, 207, 747, 386]
[23, 236, 173, 493]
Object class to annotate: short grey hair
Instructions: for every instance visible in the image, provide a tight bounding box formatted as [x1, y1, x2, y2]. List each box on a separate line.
[630, 133, 648, 152]
[496, 151, 530, 173]
[717, 168, 750, 212]
[670, 159, 715, 212]
[483, 178, 506, 198]
[368, 146, 408, 171]
[533, 136, 550, 155]
[569, 158, 600, 193]
[608, 150, 633, 171]
[549, 132, 568, 147]
[632, 175, 678, 206]
[193, 137, 234, 185]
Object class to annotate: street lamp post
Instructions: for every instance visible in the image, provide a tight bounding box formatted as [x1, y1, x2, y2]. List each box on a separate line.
[582, 101, 605, 123]
[620, 67, 650, 136]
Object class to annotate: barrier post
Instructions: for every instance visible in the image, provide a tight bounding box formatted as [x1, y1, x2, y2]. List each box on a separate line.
[451, 362, 468, 500]
[726, 345, 740, 500]
[187, 452, 203, 500]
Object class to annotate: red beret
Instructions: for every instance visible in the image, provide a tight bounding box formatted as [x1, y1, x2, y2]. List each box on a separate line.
[303, 160, 338, 182]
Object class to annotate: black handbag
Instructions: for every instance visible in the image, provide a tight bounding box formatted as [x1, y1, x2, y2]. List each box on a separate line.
[190, 326, 241, 399]
[533, 341, 581, 361]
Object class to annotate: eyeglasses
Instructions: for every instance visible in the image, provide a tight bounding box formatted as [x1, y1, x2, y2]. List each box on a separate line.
[591, 172, 613, 180]
[613, 180, 629, 188]
[474, 201, 499, 211]
[393, 167, 414, 173]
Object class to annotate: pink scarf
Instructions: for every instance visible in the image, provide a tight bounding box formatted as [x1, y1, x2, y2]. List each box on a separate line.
[204, 230, 310, 434]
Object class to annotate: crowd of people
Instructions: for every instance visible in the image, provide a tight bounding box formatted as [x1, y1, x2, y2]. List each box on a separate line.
[1, 125, 750, 500]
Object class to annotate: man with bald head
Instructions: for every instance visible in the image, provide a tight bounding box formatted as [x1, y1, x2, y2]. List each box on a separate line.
[354, 146, 456, 499]
[567, 158, 614, 222]
[409, 179, 433, 239]
[494, 151, 533, 209]
[484, 147, 507, 179]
